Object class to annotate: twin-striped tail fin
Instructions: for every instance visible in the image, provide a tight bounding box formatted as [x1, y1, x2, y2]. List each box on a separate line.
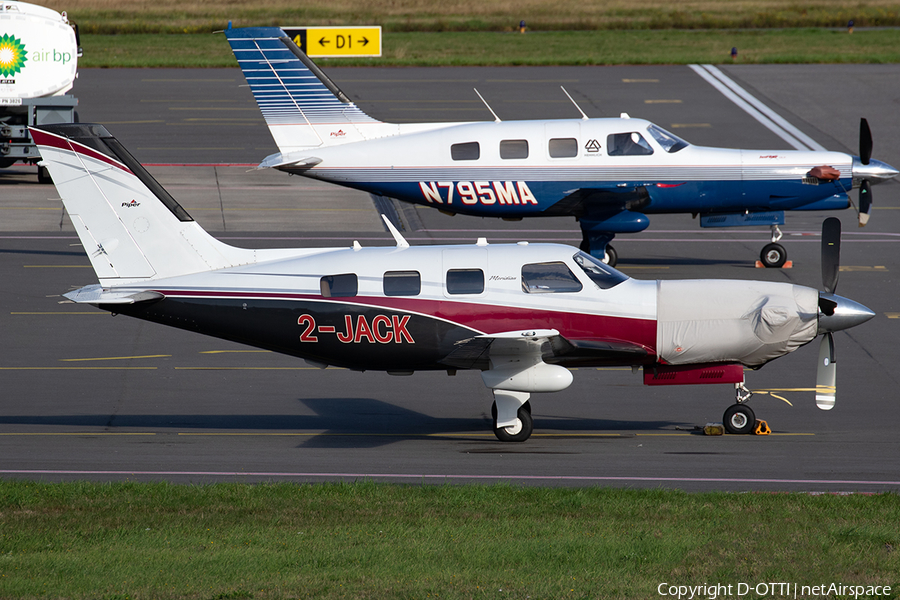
[31, 124, 259, 287]
[224, 26, 387, 155]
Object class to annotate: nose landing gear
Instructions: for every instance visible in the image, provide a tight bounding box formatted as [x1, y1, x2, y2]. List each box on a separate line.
[759, 225, 788, 268]
[723, 383, 758, 434]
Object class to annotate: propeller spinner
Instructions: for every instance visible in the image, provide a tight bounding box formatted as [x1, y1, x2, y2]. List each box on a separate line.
[814, 217, 875, 409]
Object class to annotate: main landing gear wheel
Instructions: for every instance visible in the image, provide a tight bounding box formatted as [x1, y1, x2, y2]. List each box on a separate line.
[492, 401, 533, 443]
[760, 243, 787, 268]
[723, 404, 756, 435]
[603, 244, 618, 268]
[581, 241, 618, 268]
[37, 165, 53, 185]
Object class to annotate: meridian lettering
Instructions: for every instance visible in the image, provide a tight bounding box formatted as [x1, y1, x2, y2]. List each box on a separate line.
[418, 181, 537, 206]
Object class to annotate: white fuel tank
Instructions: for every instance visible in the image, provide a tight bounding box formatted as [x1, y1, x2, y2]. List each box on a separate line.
[0, 1, 78, 100]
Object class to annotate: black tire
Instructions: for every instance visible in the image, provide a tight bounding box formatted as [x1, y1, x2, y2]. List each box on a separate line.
[760, 243, 787, 268]
[723, 404, 756, 435]
[604, 244, 618, 268]
[492, 401, 533, 443]
[37, 166, 53, 184]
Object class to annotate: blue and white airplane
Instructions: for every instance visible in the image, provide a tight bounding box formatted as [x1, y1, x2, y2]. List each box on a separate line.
[224, 26, 897, 267]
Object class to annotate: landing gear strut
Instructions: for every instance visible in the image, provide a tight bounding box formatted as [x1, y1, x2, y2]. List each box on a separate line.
[579, 230, 618, 267]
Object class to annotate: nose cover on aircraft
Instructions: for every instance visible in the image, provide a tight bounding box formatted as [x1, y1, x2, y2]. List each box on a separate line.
[657, 281, 819, 367]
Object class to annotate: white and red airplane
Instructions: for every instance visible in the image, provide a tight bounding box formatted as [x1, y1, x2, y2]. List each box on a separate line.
[223, 26, 898, 268]
[32, 123, 874, 442]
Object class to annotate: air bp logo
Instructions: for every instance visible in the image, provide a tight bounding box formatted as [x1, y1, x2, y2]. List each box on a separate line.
[0, 34, 27, 78]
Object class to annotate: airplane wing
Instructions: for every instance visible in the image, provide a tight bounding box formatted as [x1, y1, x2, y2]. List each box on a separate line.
[440, 329, 650, 371]
[542, 186, 651, 217]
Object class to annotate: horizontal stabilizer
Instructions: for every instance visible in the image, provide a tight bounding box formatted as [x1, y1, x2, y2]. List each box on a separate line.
[259, 152, 322, 171]
[65, 284, 164, 305]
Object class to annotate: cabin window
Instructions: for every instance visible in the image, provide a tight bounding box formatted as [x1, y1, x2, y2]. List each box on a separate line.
[607, 132, 654, 156]
[320, 273, 358, 297]
[548, 137, 578, 158]
[451, 142, 480, 161]
[647, 124, 689, 153]
[383, 270, 421, 296]
[446, 268, 485, 295]
[573, 251, 629, 290]
[500, 139, 529, 159]
[521, 262, 583, 293]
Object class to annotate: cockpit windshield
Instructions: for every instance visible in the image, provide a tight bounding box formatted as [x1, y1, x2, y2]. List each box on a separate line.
[573, 251, 629, 290]
[647, 124, 689, 153]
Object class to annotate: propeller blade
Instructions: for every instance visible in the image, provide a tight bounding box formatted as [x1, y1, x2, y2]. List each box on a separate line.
[860, 118, 872, 165]
[816, 332, 836, 410]
[858, 179, 872, 227]
[821, 217, 841, 294]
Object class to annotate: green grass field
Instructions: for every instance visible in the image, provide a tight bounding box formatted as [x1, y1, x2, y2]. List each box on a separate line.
[22, 0, 898, 67]
[1, 481, 898, 599]
[78, 28, 900, 68]
[35, 0, 900, 34]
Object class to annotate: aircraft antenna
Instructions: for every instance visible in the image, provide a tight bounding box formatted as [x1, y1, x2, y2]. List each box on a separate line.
[474, 89, 501, 122]
[381, 214, 410, 248]
[561, 86, 589, 120]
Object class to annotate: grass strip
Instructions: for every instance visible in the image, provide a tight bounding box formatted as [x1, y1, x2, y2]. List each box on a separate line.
[79, 29, 900, 68]
[0, 481, 898, 599]
[49, 0, 900, 34]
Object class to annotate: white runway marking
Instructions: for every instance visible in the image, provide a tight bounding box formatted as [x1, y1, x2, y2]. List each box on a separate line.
[689, 64, 827, 152]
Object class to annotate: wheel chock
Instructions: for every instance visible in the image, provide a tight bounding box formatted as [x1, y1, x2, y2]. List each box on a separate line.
[703, 422, 725, 436]
[753, 419, 771, 435]
[755, 260, 793, 269]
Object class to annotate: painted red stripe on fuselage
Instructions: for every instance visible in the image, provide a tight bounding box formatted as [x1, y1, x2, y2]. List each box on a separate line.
[152, 289, 657, 351]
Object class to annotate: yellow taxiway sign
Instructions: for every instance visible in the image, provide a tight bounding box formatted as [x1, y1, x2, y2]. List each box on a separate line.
[283, 26, 382, 58]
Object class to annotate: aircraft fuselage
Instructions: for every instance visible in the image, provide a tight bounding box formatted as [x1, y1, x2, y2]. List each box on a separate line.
[277, 118, 856, 222]
[95, 242, 824, 374]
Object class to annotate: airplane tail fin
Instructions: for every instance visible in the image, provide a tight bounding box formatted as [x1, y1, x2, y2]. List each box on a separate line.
[31, 124, 258, 287]
[224, 26, 386, 156]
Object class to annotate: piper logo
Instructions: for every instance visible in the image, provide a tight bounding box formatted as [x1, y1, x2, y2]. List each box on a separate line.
[121, 200, 141, 208]
[0, 33, 27, 78]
